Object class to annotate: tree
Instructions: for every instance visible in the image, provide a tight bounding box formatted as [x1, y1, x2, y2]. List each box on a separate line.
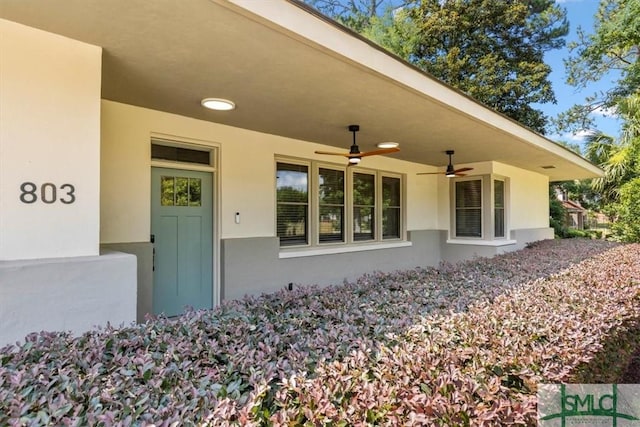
[304, 0, 411, 31]
[610, 177, 640, 242]
[583, 93, 640, 205]
[556, 0, 640, 132]
[306, 0, 569, 133]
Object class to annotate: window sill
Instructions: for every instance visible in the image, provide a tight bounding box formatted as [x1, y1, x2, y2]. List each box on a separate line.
[446, 239, 516, 247]
[279, 241, 412, 259]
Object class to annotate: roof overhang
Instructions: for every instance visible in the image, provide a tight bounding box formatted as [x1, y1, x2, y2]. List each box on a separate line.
[0, 0, 602, 180]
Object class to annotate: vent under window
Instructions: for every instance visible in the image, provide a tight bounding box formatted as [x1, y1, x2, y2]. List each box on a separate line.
[151, 144, 210, 165]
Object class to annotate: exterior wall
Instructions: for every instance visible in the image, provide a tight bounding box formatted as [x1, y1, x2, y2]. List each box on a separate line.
[0, 19, 102, 260]
[100, 243, 153, 323]
[100, 100, 440, 313]
[101, 100, 438, 244]
[493, 162, 550, 230]
[221, 230, 441, 300]
[0, 251, 136, 346]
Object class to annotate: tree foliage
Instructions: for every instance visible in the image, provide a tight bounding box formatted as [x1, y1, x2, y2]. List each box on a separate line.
[610, 177, 640, 242]
[406, 0, 568, 133]
[304, 0, 568, 133]
[555, 0, 640, 132]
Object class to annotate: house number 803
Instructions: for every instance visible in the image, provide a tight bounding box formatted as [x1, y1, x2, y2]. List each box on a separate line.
[19, 182, 76, 204]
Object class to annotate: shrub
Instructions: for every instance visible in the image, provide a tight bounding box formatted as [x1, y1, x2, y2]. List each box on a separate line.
[1, 240, 638, 425]
[611, 177, 640, 242]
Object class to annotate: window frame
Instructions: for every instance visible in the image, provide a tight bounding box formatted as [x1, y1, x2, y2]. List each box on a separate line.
[276, 160, 311, 247]
[275, 157, 405, 249]
[451, 174, 509, 242]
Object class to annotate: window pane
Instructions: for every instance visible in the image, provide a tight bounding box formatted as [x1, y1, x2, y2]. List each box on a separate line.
[456, 180, 482, 208]
[277, 163, 308, 246]
[189, 178, 201, 207]
[382, 177, 400, 207]
[175, 177, 189, 206]
[319, 168, 344, 204]
[277, 204, 308, 245]
[382, 177, 401, 239]
[495, 180, 505, 237]
[354, 206, 375, 241]
[383, 207, 401, 239]
[161, 176, 174, 206]
[456, 209, 482, 237]
[152, 144, 210, 165]
[353, 173, 375, 205]
[319, 206, 344, 243]
[494, 180, 504, 208]
[277, 163, 308, 202]
[495, 208, 505, 238]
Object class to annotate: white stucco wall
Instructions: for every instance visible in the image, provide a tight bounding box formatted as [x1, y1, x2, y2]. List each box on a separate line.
[0, 19, 102, 260]
[100, 100, 438, 244]
[493, 162, 550, 229]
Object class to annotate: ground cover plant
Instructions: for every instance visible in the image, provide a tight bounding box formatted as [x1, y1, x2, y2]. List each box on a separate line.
[1, 239, 639, 425]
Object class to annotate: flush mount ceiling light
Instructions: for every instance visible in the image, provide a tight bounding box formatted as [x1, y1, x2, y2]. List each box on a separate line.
[201, 98, 236, 111]
[377, 141, 399, 149]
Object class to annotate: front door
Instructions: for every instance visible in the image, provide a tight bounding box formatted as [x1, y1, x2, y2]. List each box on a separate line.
[151, 167, 213, 316]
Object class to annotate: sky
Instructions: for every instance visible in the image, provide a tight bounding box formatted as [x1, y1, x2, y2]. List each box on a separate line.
[542, 0, 622, 146]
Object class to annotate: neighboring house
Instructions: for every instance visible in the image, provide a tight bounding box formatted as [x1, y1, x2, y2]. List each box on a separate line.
[562, 200, 588, 230]
[554, 188, 588, 230]
[0, 0, 602, 346]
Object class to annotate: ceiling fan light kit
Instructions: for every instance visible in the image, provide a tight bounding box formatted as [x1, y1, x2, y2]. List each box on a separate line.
[314, 124, 400, 165]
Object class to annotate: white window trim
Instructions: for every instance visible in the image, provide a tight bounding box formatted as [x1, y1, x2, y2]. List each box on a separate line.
[450, 174, 510, 243]
[276, 157, 406, 252]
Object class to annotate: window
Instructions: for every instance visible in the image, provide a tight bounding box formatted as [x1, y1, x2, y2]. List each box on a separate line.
[452, 175, 508, 241]
[455, 179, 482, 237]
[151, 144, 210, 165]
[319, 168, 345, 243]
[353, 172, 376, 241]
[276, 159, 404, 248]
[160, 176, 202, 207]
[276, 163, 309, 246]
[382, 176, 401, 239]
[494, 180, 505, 238]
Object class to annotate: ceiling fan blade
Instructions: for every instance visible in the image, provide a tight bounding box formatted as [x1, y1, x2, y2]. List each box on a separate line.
[416, 171, 445, 175]
[453, 167, 473, 173]
[454, 173, 467, 177]
[359, 147, 400, 157]
[315, 150, 350, 157]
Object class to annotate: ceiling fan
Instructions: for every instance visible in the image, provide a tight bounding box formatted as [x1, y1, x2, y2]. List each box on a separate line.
[417, 150, 473, 177]
[315, 125, 400, 165]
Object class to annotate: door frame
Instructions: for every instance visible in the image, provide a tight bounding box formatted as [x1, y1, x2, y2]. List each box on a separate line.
[150, 134, 220, 307]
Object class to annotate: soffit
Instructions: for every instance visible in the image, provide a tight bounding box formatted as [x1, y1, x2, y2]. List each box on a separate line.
[0, 0, 600, 180]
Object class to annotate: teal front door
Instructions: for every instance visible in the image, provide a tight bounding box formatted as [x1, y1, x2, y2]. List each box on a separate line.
[151, 167, 213, 316]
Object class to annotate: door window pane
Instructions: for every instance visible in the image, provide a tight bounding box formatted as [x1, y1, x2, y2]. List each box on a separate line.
[277, 163, 309, 245]
[353, 173, 375, 241]
[161, 176, 175, 206]
[382, 176, 401, 239]
[319, 168, 344, 243]
[175, 177, 189, 206]
[189, 178, 202, 207]
[160, 176, 202, 207]
[455, 180, 482, 237]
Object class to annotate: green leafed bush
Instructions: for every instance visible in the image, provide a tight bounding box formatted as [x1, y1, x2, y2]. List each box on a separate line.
[1, 239, 639, 425]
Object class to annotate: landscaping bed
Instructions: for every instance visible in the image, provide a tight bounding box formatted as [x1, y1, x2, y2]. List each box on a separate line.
[1, 239, 639, 426]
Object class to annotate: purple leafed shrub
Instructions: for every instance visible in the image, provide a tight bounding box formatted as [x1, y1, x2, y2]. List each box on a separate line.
[1, 239, 639, 425]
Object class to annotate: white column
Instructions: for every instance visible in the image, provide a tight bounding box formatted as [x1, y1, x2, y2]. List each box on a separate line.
[0, 19, 102, 260]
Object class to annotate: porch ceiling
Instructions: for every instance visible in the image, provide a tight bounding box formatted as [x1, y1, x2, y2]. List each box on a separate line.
[0, 0, 601, 180]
